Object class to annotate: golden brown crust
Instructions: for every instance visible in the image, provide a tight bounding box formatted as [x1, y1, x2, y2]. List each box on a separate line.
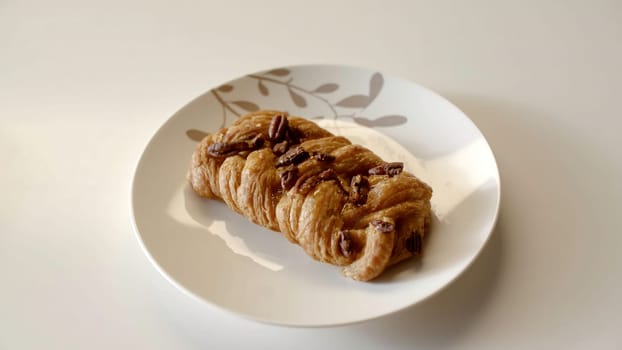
[188, 110, 432, 281]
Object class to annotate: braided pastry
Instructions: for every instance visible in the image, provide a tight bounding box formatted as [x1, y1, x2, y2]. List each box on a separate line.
[188, 110, 432, 281]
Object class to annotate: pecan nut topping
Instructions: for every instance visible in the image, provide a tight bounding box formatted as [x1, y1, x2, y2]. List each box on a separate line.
[276, 145, 310, 167]
[280, 165, 298, 191]
[349, 174, 369, 205]
[368, 162, 404, 177]
[405, 232, 422, 254]
[286, 127, 304, 145]
[297, 168, 336, 193]
[268, 113, 289, 142]
[338, 230, 353, 258]
[207, 134, 264, 158]
[312, 152, 335, 162]
[370, 219, 395, 233]
[272, 140, 289, 155]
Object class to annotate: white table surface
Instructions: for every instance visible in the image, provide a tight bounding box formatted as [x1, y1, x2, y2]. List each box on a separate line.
[2, 0, 621, 348]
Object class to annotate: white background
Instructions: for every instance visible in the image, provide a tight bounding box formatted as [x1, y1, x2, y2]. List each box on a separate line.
[1, 0, 621, 348]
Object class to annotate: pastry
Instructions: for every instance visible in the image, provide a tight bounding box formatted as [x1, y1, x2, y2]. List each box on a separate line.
[188, 110, 432, 281]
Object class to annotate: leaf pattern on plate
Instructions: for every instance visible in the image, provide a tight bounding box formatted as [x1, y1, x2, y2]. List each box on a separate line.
[334, 73, 383, 109]
[313, 83, 339, 93]
[231, 100, 260, 112]
[194, 70, 407, 139]
[335, 94, 371, 108]
[353, 115, 407, 127]
[288, 87, 307, 107]
[258, 80, 269, 96]
[218, 84, 234, 93]
[368, 73, 383, 100]
[186, 129, 209, 141]
[266, 68, 290, 77]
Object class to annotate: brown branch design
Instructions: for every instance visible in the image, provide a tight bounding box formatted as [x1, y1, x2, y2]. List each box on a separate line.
[212, 90, 240, 120]
[186, 69, 408, 142]
[247, 74, 340, 119]
[211, 88, 261, 129]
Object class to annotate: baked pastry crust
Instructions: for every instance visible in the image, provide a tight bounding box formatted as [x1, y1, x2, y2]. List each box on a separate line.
[188, 110, 432, 281]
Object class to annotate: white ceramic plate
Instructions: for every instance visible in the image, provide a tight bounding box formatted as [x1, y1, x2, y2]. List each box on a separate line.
[131, 64, 500, 327]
